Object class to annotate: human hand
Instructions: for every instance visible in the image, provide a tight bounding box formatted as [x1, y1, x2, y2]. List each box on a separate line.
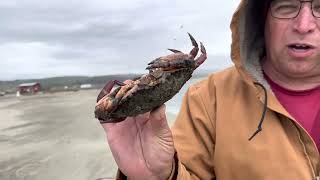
[101, 105, 175, 180]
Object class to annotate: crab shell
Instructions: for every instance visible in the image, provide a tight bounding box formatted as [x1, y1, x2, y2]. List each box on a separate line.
[95, 33, 206, 123]
[96, 69, 196, 122]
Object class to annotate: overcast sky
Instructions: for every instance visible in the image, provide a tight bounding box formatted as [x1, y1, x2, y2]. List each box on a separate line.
[0, 0, 239, 80]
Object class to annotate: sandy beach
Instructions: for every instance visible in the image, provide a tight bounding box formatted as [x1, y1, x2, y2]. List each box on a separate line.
[0, 90, 177, 180]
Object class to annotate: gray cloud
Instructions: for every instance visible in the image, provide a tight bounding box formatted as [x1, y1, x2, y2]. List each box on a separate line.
[0, 0, 239, 80]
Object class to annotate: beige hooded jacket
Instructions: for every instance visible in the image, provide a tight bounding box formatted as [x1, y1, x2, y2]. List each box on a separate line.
[116, 0, 320, 179]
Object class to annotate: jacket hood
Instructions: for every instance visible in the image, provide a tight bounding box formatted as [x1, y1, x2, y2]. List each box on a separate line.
[230, 0, 271, 89]
[229, 0, 297, 139]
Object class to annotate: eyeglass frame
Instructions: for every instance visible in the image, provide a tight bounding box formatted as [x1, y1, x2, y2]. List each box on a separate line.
[270, 0, 320, 19]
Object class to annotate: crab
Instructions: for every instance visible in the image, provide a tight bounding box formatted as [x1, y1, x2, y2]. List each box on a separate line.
[95, 33, 207, 123]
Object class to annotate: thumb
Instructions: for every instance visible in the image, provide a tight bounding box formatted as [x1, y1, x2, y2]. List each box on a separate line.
[149, 104, 171, 135]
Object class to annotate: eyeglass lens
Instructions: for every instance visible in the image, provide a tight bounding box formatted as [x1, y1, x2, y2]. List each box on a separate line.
[271, 0, 320, 18]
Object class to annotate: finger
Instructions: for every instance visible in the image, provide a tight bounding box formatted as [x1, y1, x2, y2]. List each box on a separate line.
[101, 119, 126, 146]
[135, 111, 150, 125]
[149, 104, 169, 130]
[101, 117, 131, 132]
[101, 116, 135, 142]
[150, 104, 166, 120]
[101, 122, 115, 132]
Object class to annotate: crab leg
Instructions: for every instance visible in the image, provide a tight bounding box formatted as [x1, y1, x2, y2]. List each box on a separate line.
[168, 48, 182, 53]
[146, 59, 194, 71]
[188, 33, 199, 58]
[114, 82, 135, 100]
[195, 42, 207, 68]
[96, 82, 127, 123]
[97, 80, 126, 102]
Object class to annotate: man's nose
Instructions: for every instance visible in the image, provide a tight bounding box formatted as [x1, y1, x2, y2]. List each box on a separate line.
[293, 4, 317, 34]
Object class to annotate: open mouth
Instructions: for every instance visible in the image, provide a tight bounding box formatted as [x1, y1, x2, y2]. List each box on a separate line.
[287, 43, 316, 57]
[288, 44, 314, 51]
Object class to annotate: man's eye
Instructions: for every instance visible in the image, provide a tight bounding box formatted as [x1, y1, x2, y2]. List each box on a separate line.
[313, 5, 320, 12]
[274, 4, 299, 14]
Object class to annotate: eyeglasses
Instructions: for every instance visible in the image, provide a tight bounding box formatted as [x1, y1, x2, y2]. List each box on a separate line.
[270, 0, 320, 19]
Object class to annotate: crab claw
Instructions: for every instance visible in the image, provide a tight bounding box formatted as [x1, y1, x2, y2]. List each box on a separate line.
[96, 80, 125, 103]
[195, 42, 207, 68]
[188, 33, 198, 47]
[200, 42, 206, 53]
[188, 33, 199, 58]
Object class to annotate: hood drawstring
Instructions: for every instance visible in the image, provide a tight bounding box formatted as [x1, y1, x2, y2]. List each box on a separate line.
[248, 82, 268, 141]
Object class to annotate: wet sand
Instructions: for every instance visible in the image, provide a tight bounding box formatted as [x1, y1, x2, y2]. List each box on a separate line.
[0, 90, 177, 180]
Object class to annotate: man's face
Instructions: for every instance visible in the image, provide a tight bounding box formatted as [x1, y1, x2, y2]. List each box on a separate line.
[264, 2, 320, 78]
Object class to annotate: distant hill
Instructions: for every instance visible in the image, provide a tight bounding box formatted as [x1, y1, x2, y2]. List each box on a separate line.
[0, 69, 215, 94]
[0, 74, 141, 94]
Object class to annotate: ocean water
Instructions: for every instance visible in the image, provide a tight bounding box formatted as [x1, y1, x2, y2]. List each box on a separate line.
[165, 77, 207, 115]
